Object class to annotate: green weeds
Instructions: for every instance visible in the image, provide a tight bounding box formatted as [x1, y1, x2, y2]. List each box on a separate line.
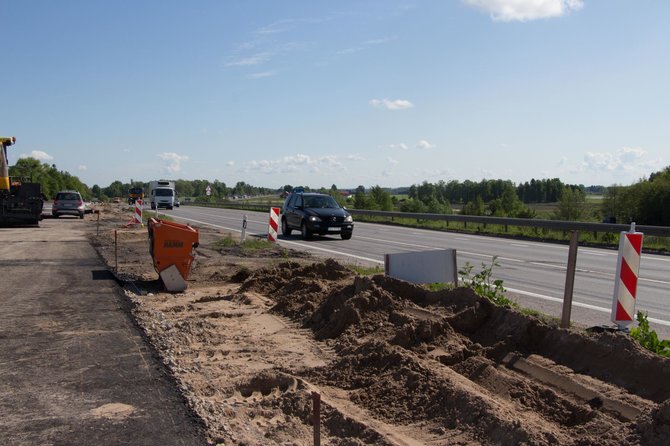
[630, 312, 670, 357]
[459, 256, 513, 306]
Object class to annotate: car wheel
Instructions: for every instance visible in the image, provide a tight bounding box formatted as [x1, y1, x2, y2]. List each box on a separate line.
[79, 213, 84, 219]
[281, 218, 292, 236]
[301, 221, 311, 240]
[341, 231, 352, 240]
[53, 213, 59, 218]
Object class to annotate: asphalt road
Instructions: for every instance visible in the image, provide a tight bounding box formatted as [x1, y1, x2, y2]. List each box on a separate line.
[0, 218, 205, 445]
[163, 205, 670, 339]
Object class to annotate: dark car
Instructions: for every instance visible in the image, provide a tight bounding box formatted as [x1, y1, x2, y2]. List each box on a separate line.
[52, 190, 85, 219]
[281, 192, 353, 240]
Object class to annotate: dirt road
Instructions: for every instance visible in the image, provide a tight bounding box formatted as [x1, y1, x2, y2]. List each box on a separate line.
[92, 204, 670, 445]
[0, 216, 206, 446]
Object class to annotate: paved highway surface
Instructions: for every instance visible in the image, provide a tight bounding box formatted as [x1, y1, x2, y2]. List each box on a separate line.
[163, 205, 670, 339]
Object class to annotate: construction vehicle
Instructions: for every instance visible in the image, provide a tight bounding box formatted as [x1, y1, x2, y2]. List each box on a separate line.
[0, 137, 44, 226]
[128, 187, 144, 205]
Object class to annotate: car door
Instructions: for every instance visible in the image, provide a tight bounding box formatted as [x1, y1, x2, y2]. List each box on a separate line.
[288, 194, 303, 228]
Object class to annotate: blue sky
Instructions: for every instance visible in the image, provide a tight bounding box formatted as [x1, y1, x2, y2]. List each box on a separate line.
[2, 0, 668, 189]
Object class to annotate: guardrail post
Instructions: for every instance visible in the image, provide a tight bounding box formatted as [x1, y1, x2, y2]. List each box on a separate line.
[561, 230, 579, 329]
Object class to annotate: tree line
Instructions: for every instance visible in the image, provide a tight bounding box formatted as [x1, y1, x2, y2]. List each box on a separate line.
[10, 156, 670, 226]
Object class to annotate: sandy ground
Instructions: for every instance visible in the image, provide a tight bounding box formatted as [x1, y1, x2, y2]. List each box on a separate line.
[89, 204, 670, 445]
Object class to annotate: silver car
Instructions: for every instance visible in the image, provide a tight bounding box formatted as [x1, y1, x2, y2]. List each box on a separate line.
[52, 190, 85, 219]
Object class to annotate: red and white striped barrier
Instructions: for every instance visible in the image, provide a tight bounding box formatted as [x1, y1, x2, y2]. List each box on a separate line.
[611, 223, 643, 328]
[134, 199, 143, 226]
[125, 199, 143, 227]
[268, 207, 280, 242]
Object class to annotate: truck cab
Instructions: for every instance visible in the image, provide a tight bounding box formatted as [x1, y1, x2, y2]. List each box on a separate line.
[150, 180, 176, 210]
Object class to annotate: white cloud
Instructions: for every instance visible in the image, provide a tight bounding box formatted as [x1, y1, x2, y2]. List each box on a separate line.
[389, 143, 409, 150]
[20, 150, 53, 161]
[463, 0, 584, 22]
[369, 98, 414, 111]
[226, 161, 235, 167]
[347, 154, 366, 161]
[225, 53, 271, 67]
[558, 146, 664, 184]
[583, 147, 646, 172]
[416, 139, 436, 150]
[365, 37, 395, 45]
[248, 71, 276, 79]
[77, 165, 87, 171]
[158, 152, 188, 174]
[246, 153, 345, 175]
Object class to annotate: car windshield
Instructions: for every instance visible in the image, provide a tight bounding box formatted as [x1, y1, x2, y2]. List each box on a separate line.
[56, 193, 80, 200]
[304, 196, 339, 209]
[156, 189, 174, 196]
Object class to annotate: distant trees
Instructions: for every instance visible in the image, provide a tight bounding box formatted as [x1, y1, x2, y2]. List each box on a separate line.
[603, 166, 670, 226]
[553, 187, 586, 221]
[9, 157, 91, 199]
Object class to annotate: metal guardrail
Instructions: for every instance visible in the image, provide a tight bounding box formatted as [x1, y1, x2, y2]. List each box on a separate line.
[182, 202, 670, 237]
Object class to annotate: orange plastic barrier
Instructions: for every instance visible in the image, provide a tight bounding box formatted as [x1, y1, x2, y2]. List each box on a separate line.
[148, 218, 199, 281]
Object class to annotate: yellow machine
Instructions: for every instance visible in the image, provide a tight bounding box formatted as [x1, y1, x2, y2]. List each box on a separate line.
[128, 187, 144, 205]
[0, 137, 44, 225]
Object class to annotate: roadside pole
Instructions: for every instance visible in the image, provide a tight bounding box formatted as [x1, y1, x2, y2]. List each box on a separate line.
[561, 231, 579, 329]
[241, 215, 247, 242]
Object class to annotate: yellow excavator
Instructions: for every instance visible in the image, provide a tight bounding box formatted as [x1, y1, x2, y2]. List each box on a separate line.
[0, 137, 44, 225]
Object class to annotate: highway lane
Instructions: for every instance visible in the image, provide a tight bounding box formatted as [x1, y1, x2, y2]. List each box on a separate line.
[164, 205, 670, 338]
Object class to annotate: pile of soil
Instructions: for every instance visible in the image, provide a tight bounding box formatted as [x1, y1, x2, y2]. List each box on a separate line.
[89, 204, 670, 445]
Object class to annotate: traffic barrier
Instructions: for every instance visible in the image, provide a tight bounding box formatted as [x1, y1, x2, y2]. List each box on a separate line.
[268, 207, 280, 242]
[134, 199, 143, 226]
[611, 223, 644, 328]
[125, 199, 143, 227]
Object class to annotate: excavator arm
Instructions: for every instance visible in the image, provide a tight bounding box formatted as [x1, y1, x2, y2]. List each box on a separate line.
[0, 136, 16, 191]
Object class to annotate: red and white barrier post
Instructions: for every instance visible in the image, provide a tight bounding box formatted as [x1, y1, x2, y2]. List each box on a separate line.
[134, 199, 143, 226]
[268, 207, 280, 242]
[611, 222, 643, 329]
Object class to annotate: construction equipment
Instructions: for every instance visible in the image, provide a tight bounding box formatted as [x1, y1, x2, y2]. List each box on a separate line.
[128, 187, 144, 205]
[0, 137, 44, 226]
[147, 218, 199, 292]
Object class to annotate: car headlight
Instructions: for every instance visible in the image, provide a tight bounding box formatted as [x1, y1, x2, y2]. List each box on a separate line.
[308, 216, 321, 222]
[345, 215, 353, 222]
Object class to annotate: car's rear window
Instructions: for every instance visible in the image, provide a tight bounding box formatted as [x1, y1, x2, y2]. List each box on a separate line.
[56, 193, 80, 200]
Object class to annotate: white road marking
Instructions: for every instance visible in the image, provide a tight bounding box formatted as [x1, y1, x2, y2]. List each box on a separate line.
[175, 215, 382, 264]
[505, 286, 670, 327]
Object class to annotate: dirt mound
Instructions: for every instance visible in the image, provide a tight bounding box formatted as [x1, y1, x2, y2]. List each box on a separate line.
[238, 259, 670, 445]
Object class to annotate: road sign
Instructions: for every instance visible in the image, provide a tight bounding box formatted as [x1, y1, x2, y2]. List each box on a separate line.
[205, 185, 211, 196]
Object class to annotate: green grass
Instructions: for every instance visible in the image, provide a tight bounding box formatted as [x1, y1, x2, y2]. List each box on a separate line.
[424, 282, 453, 292]
[348, 264, 384, 276]
[213, 235, 237, 248]
[214, 235, 287, 256]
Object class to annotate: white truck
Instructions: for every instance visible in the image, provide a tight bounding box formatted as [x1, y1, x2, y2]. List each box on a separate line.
[149, 180, 177, 210]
